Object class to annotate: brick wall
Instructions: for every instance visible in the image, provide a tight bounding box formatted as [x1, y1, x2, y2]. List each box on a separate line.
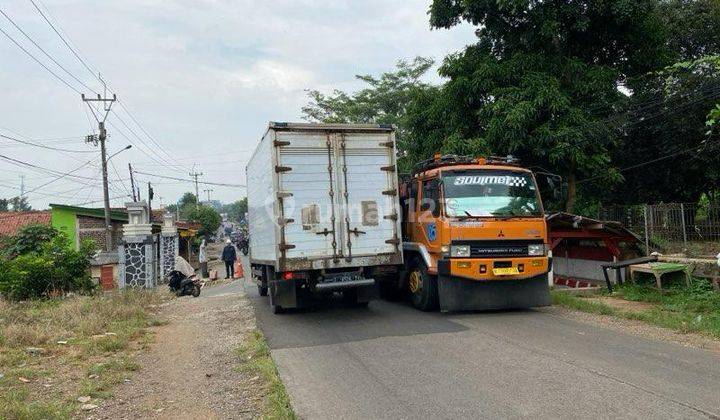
[78, 215, 125, 251]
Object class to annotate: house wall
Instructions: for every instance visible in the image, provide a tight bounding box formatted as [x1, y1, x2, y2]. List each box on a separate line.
[51, 207, 78, 248]
[77, 215, 124, 250]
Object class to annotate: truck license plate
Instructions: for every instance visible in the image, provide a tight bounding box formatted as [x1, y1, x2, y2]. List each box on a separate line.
[492, 267, 519, 276]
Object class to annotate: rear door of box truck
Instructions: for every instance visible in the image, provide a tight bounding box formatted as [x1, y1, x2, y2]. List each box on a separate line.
[274, 125, 400, 267]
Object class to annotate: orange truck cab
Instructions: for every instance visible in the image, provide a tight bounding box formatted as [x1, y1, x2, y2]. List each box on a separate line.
[398, 155, 551, 312]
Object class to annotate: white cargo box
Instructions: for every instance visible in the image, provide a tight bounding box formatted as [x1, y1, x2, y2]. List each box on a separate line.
[246, 123, 403, 272]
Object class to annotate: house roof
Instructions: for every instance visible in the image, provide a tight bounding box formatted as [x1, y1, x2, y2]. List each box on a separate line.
[547, 212, 641, 240]
[50, 203, 129, 221]
[0, 210, 52, 237]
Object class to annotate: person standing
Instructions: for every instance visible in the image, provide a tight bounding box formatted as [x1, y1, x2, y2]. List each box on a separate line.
[221, 239, 237, 279]
[198, 239, 208, 278]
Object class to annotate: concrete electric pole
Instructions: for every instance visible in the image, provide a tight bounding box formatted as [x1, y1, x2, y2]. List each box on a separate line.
[204, 188, 213, 203]
[82, 80, 117, 252]
[189, 170, 203, 208]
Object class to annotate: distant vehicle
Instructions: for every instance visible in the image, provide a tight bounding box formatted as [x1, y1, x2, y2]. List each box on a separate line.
[247, 122, 403, 313]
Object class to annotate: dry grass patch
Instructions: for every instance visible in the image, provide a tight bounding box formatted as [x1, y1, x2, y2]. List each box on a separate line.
[0, 290, 172, 420]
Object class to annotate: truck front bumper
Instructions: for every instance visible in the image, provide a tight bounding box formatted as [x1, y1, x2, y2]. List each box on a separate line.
[436, 257, 551, 312]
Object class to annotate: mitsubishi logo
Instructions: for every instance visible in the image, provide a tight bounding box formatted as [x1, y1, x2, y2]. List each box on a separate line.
[498, 230, 505, 238]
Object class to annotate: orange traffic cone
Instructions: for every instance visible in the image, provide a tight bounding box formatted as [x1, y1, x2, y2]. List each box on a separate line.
[234, 260, 244, 279]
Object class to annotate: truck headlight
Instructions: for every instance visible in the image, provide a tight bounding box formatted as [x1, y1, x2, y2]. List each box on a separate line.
[528, 244, 546, 256]
[450, 245, 471, 258]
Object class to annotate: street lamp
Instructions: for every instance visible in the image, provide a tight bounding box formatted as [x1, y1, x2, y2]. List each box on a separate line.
[108, 144, 132, 161]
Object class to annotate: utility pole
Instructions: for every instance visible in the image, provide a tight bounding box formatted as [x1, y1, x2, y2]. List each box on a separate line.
[204, 188, 213, 203]
[189, 169, 203, 208]
[19, 174, 25, 198]
[82, 78, 117, 252]
[128, 163, 137, 201]
[147, 182, 154, 214]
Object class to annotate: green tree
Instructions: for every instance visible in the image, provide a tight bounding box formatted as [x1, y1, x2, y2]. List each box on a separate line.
[178, 192, 197, 209]
[302, 57, 436, 167]
[660, 0, 720, 62]
[187, 205, 222, 238]
[1, 223, 59, 258]
[222, 198, 248, 223]
[595, 55, 720, 204]
[415, 0, 667, 211]
[10, 196, 31, 212]
[0, 198, 8, 212]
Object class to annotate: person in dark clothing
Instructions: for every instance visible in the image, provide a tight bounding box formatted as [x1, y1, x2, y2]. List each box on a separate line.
[221, 239, 237, 279]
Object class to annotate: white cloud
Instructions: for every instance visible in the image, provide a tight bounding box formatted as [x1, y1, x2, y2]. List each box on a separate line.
[0, 0, 476, 208]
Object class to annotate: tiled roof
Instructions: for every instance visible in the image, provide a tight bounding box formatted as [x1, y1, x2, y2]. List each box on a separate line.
[0, 211, 52, 237]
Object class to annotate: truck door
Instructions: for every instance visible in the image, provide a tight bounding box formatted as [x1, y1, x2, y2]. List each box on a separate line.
[336, 132, 400, 261]
[275, 130, 342, 261]
[415, 177, 442, 254]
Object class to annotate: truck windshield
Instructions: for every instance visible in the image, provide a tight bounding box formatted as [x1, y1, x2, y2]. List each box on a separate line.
[442, 170, 542, 218]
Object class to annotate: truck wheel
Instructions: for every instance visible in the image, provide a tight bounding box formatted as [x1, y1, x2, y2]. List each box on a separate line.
[271, 303, 284, 314]
[258, 284, 268, 297]
[407, 259, 438, 311]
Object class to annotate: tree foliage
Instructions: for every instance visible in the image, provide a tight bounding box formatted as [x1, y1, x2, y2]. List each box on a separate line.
[418, 0, 668, 211]
[0, 224, 59, 258]
[222, 198, 248, 223]
[302, 57, 436, 167]
[595, 55, 720, 204]
[0, 225, 95, 300]
[187, 205, 222, 238]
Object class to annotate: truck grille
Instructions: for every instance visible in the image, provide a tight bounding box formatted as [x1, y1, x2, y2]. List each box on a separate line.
[453, 240, 542, 258]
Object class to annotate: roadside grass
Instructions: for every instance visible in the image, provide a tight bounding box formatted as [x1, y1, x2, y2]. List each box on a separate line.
[0, 290, 170, 419]
[552, 277, 720, 339]
[236, 330, 295, 420]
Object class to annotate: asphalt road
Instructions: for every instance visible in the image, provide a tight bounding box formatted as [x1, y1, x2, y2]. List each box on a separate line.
[240, 264, 720, 419]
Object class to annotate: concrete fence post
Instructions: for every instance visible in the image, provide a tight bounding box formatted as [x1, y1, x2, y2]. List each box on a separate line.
[644, 204, 650, 255]
[680, 203, 687, 250]
[118, 201, 156, 289]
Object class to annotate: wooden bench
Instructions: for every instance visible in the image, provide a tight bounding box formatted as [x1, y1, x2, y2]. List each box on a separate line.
[629, 262, 692, 290]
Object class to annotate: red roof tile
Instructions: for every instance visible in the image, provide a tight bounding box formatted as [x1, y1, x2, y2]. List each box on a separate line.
[0, 211, 52, 237]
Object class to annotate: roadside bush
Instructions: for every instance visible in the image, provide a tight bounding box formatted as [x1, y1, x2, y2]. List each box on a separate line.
[0, 224, 60, 258]
[0, 226, 95, 301]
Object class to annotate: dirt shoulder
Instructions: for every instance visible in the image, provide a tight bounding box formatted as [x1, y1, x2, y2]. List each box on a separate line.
[95, 282, 263, 420]
[543, 303, 720, 354]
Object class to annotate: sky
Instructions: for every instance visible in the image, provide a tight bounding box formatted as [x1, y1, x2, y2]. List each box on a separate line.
[0, 0, 476, 210]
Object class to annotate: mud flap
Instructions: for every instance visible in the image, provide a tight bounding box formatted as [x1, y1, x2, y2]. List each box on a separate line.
[438, 274, 551, 312]
[270, 279, 298, 309]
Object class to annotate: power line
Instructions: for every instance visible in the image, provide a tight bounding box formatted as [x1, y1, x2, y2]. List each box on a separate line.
[0, 133, 95, 153]
[578, 140, 720, 184]
[28, 0, 99, 84]
[134, 170, 246, 188]
[26, 0, 181, 174]
[0, 7, 98, 94]
[0, 24, 81, 94]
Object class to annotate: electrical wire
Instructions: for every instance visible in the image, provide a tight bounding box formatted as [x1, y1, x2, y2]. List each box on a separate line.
[0, 24, 81, 94]
[133, 170, 246, 188]
[28, 0, 99, 83]
[0, 7, 98, 94]
[0, 133, 95, 153]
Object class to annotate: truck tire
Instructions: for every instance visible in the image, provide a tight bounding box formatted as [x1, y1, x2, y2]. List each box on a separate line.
[271, 303, 284, 314]
[258, 284, 268, 296]
[407, 258, 438, 311]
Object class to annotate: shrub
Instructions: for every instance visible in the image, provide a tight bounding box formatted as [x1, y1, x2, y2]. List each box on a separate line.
[0, 227, 95, 301]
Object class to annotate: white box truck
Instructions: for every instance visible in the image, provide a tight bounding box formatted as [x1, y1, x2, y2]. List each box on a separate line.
[246, 122, 403, 313]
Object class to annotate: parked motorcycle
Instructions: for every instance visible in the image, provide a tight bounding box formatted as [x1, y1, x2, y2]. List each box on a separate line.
[239, 237, 249, 256]
[167, 270, 202, 297]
